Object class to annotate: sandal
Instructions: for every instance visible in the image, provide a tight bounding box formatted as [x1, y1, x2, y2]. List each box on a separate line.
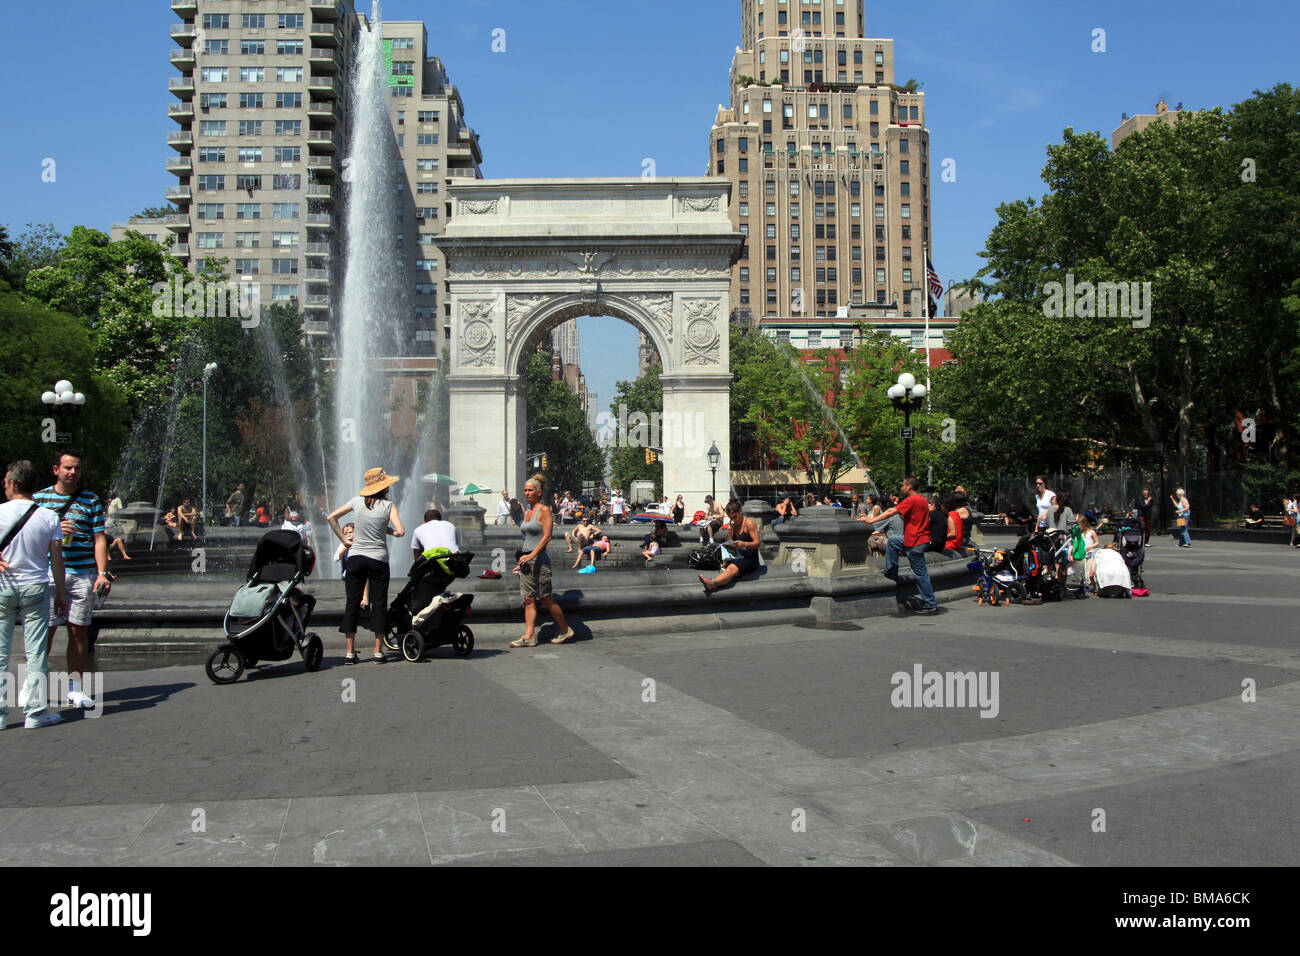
[509, 636, 537, 648]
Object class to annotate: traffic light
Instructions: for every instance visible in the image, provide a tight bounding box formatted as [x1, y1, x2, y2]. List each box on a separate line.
[645, 448, 657, 465]
[541, 454, 549, 471]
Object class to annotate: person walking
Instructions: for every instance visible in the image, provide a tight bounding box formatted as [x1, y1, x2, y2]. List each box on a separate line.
[610, 489, 626, 525]
[1171, 488, 1192, 547]
[1034, 476, 1057, 531]
[509, 473, 574, 647]
[672, 495, 685, 525]
[327, 468, 404, 664]
[1284, 491, 1299, 549]
[496, 490, 512, 526]
[1133, 488, 1155, 546]
[34, 450, 109, 710]
[1, 460, 68, 729]
[859, 476, 940, 614]
[225, 482, 247, 527]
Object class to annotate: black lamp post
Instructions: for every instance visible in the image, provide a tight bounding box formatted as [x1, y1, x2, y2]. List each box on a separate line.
[707, 441, 720, 502]
[887, 372, 927, 479]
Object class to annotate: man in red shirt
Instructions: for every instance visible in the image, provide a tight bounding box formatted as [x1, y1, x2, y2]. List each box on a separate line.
[860, 476, 940, 614]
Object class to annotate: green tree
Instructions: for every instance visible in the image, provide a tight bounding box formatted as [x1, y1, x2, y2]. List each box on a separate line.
[1, 222, 65, 293]
[607, 362, 664, 496]
[0, 291, 129, 493]
[134, 206, 178, 219]
[523, 350, 604, 499]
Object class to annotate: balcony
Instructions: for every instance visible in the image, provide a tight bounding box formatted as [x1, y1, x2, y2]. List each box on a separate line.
[305, 243, 330, 257]
[306, 213, 333, 230]
[304, 320, 331, 336]
[309, 0, 342, 22]
[168, 77, 195, 99]
[307, 99, 341, 124]
[446, 167, 479, 179]
[166, 155, 192, 175]
[168, 102, 193, 123]
[164, 215, 190, 232]
[167, 131, 193, 150]
[307, 76, 341, 99]
[309, 23, 340, 46]
[304, 294, 330, 310]
[170, 22, 197, 44]
[307, 156, 336, 173]
[305, 269, 330, 283]
[170, 243, 190, 257]
[307, 184, 333, 200]
[172, 0, 197, 13]
[165, 185, 192, 203]
[169, 48, 195, 70]
[307, 130, 335, 153]
[308, 46, 343, 73]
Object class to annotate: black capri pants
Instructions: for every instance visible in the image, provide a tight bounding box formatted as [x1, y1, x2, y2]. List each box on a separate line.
[341, 554, 390, 634]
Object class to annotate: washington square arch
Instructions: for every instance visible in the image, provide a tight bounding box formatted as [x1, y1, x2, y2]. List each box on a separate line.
[438, 178, 743, 504]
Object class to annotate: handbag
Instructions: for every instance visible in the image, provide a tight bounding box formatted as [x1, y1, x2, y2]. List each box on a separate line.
[1176, 516, 1187, 528]
[1284, 516, 1297, 528]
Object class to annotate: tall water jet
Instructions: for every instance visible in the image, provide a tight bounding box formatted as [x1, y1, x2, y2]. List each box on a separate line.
[334, 0, 410, 512]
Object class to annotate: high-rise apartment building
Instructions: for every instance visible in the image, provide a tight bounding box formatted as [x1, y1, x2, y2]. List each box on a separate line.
[164, 1, 482, 361]
[708, 0, 933, 321]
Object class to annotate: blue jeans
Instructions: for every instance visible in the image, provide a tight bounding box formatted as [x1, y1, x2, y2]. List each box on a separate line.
[0, 582, 53, 720]
[885, 535, 937, 609]
[1178, 512, 1191, 546]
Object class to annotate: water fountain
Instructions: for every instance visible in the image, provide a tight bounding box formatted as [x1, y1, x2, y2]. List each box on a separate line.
[334, 0, 410, 521]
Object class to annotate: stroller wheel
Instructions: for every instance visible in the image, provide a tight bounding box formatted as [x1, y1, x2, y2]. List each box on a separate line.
[453, 625, 474, 657]
[303, 634, 324, 672]
[383, 630, 401, 652]
[205, 645, 245, 685]
[401, 630, 424, 663]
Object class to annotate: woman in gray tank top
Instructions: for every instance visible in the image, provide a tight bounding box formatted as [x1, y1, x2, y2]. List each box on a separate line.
[327, 467, 405, 663]
[509, 473, 574, 647]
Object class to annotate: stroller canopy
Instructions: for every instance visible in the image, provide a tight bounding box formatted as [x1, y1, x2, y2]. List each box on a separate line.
[247, 529, 316, 581]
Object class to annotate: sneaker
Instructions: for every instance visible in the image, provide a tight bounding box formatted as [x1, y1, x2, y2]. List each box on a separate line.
[372, 653, 386, 664]
[881, 567, 899, 581]
[17, 685, 28, 709]
[67, 690, 96, 709]
[25, 710, 62, 729]
[912, 605, 943, 615]
[344, 652, 358, 665]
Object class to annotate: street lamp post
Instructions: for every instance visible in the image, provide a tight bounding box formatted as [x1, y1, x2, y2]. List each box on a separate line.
[887, 373, 927, 480]
[707, 441, 720, 502]
[40, 379, 87, 445]
[202, 362, 217, 529]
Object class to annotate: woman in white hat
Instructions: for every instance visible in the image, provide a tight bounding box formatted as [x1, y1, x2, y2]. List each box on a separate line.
[327, 467, 404, 663]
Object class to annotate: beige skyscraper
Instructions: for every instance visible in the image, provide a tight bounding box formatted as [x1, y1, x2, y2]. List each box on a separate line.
[708, 0, 933, 321]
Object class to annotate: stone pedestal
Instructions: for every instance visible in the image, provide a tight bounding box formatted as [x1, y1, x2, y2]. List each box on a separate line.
[445, 502, 486, 547]
[770, 505, 870, 576]
[743, 498, 777, 536]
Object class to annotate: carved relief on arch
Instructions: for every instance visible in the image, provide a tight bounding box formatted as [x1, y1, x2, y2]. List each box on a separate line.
[681, 298, 721, 366]
[623, 292, 674, 344]
[459, 299, 497, 367]
[505, 294, 548, 342]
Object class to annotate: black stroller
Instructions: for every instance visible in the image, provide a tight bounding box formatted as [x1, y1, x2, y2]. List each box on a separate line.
[384, 549, 476, 662]
[1011, 528, 1067, 603]
[1114, 518, 1146, 588]
[207, 530, 322, 684]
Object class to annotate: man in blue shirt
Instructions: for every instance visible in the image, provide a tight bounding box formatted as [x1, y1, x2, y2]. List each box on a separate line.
[34, 451, 109, 709]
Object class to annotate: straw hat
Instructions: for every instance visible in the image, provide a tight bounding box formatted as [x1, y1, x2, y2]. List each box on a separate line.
[360, 467, 400, 497]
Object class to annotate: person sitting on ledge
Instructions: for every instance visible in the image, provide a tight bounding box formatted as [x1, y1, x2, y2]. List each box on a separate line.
[564, 514, 600, 553]
[573, 532, 614, 570]
[1243, 504, 1264, 529]
[641, 520, 669, 564]
[699, 500, 761, 594]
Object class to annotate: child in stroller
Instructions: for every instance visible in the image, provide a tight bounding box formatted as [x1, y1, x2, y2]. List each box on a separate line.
[384, 547, 476, 662]
[207, 529, 322, 683]
[1113, 516, 1147, 592]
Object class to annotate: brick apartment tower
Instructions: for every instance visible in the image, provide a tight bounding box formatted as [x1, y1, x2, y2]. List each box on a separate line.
[708, 0, 933, 322]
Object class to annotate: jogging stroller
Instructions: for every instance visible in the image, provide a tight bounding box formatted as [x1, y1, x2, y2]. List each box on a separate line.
[384, 548, 476, 662]
[1114, 518, 1146, 590]
[207, 529, 322, 684]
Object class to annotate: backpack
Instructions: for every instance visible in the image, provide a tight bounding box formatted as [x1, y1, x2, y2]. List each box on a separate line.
[688, 546, 721, 571]
[1070, 525, 1086, 561]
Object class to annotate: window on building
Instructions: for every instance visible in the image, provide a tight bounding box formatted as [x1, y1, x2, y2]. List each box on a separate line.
[239, 93, 264, 109]
[235, 203, 261, 219]
[272, 203, 300, 220]
[235, 232, 260, 248]
[273, 146, 301, 162]
[416, 133, 438, 145]
[900, 204, 911, 219]
[241, 39, 263, 54]
[196, 203, 224, 220]
[237, 147, 262, 163]
[271, 232, 298, 248]
[276, 67, 303, 83]
[197, 174, 225, 191]
[196, 232, 224, 249]
[278, 13, 304, 28]
[197, 146, 225, 162]
[242, 14, 265, 28]
[417, 110, 439, 122]
[275, 92, 303, 108]
[277, 39, 303, 54]
[273, 174, 300, 190]
[272, 258, 298, 274]
[234, 258, 258, 274]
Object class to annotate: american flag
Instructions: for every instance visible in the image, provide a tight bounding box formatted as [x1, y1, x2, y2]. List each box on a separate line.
[926, 255, 943, 301]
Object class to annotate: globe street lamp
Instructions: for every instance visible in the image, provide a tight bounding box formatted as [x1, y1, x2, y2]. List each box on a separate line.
[707, 441, 721, 502]
[40, 379, 87, 445]
[887, 373, 926, 479]
[202, 362, 218, 530]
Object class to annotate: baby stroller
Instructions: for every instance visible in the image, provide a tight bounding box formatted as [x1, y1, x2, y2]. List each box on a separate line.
[1114, 518, 1146, 590]
[969, 547, 1024, 606]
[384, 548, 476, 662]
[207, 529, 322, 684]
[1011, 528, 1067, 603]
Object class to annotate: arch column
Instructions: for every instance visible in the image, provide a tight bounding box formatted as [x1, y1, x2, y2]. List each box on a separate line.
[661, 373, 732, 506]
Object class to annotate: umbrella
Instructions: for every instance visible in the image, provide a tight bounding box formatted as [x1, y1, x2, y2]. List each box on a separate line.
[462, 483, 491, 496]
[421, 473, 456, 485]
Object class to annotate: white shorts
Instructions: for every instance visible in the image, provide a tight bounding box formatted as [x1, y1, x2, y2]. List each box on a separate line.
[51, 574, 96, 628]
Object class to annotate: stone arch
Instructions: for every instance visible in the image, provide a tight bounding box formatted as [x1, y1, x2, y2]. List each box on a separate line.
[505, 292, 673, 378]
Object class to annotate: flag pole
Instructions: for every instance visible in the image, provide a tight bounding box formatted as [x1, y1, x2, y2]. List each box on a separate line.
[923, 243, 932, 410]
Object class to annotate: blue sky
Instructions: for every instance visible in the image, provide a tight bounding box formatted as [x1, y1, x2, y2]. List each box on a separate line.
[2, 0, 1296, 412]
